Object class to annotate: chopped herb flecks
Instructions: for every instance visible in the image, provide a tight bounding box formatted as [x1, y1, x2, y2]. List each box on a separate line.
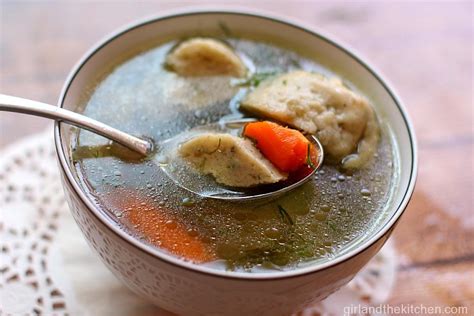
[328, 221, 338, 232]
[233, 72, 278, 87]
[277, 205, 294, 225]
[306, 143, 315, 169]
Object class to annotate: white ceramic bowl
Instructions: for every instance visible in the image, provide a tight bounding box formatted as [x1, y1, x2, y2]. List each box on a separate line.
[54, 9, 417, 316]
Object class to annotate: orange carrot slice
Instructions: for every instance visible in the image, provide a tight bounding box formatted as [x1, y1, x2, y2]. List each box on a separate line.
[103, 189, 215, 263]
[243, 121, 316, 172]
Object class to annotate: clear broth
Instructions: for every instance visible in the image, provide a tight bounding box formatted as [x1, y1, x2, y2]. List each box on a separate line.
[72, 38, 398, 272]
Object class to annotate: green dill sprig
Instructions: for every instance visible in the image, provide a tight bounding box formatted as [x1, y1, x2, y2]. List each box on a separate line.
[327, 221, 338, 232]
[306, 143, 315, 169]
[277, 205, 294, 225]
[233, 72, 278, 88]
[218, 21, 232, 37]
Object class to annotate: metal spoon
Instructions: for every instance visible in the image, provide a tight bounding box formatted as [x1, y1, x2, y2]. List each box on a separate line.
[0, 94, 323, 202]
[0, 94, 152, 156]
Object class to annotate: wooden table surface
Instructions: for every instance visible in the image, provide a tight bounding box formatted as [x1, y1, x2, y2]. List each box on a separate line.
[1, 1, 473, 314]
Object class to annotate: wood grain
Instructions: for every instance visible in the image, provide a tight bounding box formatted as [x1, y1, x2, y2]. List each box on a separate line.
[1, 1, 473, 314]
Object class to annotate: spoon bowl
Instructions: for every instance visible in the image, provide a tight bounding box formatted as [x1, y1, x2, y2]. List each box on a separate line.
[157, 119, 324, 201]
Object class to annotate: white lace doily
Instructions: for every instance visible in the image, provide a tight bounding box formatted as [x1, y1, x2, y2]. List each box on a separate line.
[0, 127, 397, 316]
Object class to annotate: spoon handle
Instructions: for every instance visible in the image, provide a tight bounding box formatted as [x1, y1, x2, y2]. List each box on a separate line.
[0, 94, 151, 156]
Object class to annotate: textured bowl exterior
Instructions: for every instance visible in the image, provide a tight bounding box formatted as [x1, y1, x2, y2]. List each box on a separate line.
[54, 9, 416, 316]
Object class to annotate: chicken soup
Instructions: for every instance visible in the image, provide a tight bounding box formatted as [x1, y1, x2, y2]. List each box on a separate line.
[72, 36, 398, 272]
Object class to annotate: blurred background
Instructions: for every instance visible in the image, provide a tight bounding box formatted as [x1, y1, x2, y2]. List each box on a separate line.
[1, 0, 473, 313]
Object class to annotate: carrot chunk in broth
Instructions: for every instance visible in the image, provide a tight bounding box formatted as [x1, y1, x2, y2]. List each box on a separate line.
[104, 189, 215, 263]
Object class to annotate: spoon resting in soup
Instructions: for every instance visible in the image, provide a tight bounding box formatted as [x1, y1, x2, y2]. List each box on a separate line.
[72, 36, 397, 271]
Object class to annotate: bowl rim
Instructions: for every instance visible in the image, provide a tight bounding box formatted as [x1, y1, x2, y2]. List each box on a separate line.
[54, 7, 418, 280]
